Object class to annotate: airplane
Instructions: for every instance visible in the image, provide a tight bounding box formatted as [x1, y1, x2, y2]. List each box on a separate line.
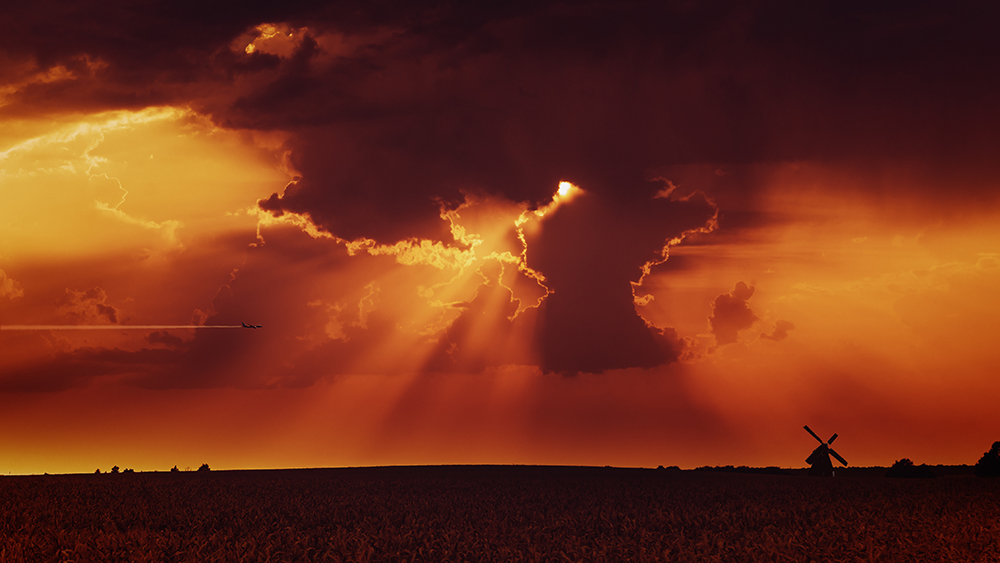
[242, 322, 262, 329]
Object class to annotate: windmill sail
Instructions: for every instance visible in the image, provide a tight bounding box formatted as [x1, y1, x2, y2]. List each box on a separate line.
[804, 425, 824, 444]
[829, 449, 848, 466]
[804, 425, 848, 476]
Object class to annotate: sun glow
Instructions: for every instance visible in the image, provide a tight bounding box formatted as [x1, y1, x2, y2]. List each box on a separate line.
[529, 181, 582, 220]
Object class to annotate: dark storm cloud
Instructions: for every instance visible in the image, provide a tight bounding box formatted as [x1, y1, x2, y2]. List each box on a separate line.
[523, 189, 714, 373]
[709, 281, 758, 346]
[0, 0, 353, 115]
[6, 1, 999, 225]
[5, 1, 1000, 381]
[244, 0, 1000, 241]
[420, 187, 716, 375]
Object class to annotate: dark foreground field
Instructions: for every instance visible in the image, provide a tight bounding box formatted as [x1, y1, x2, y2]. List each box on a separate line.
[1, 466, 998, 562]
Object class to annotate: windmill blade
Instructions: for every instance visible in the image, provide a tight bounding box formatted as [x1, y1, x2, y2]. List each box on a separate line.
[827, 433, 838, 445]
[804, 425, 824, 444]
[829, 448, 848, 466]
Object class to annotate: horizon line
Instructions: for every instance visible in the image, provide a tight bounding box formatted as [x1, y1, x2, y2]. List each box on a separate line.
[2, 462, 977, 477]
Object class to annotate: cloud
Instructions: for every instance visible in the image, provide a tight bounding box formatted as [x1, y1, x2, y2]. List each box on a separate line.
[146, 330, 186, 348]
[522, 188, 714, 373]
[2, 184, 713, 385]
[709, 282, 758, 346]
[8, 1, 994, 243]
[761, 319, 794, 342]
[0, 346, 175, 393]
[57, 287, 118, 325]
[0, 224, 420, 391]
[0, 270, 23, 300]
[6, 1, 1000, 387]
[6, 1, 997, 212]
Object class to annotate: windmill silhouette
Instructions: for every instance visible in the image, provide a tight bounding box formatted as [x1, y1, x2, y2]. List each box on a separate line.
[804, 425, 848, 476]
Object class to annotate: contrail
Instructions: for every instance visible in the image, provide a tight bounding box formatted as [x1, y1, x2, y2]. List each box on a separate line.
[0, 325, 242, 331]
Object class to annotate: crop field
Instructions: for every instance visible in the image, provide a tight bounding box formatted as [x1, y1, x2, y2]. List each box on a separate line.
[1, 466, 998, 562]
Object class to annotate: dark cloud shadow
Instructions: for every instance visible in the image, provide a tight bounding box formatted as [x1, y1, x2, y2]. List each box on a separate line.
[523, 188, 715, 373]
[709, 281, 758, 346]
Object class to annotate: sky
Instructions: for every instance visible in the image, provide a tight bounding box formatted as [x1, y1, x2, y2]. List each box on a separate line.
[2, 0, 1000, 474]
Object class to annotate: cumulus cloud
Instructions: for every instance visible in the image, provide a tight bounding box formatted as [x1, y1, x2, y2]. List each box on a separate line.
[147, 331, 186, 348]
[0, 270, 24, 300]
[761, 319, 795, 342]
[709, 282, 758, 346]
[523, 188, 713, 373]
[57, 287, 118, 324]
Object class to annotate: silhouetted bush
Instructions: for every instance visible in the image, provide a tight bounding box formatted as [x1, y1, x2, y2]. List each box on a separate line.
[110, 466, 120, 474]
[886, 458, 935, 478]
[170, 465, 180, 473]
[123, 468, 135, 474]
[197, 463, 211, 472]
[94, 469, 101, 474]
[974, 441, 1000, 477]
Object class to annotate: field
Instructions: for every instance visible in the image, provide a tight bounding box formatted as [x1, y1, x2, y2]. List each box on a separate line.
[1, 466, 998, 562]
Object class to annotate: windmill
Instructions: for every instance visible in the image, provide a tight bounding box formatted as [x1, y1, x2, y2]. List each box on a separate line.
[804, 425, 848, 476]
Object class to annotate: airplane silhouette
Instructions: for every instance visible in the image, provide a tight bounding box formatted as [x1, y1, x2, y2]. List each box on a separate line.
[242, 322, 262, 329]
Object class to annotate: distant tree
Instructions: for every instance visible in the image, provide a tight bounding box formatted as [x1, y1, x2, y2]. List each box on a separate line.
[95, 468, 101, 474]
[197, 463, 210, 472]
[886, 458, 935, 478]
[893, 458, 913, 468]
[111, 465, 120, 474]
[170, 465, 180, 473]
[123, 468, 135, 474]
[974, 441, 1000, 477]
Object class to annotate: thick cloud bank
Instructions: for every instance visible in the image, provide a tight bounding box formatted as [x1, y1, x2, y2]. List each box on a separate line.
[4, 1, 1000, 386]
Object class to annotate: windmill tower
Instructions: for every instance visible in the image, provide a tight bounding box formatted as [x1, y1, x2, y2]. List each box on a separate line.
[804, 425, 848, 476]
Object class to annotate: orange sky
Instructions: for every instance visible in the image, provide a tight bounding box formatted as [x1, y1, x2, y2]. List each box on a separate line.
[2, 2, 1000, 474]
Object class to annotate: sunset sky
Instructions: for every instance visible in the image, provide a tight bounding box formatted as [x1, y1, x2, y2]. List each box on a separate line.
[2, 1, 999, 475]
